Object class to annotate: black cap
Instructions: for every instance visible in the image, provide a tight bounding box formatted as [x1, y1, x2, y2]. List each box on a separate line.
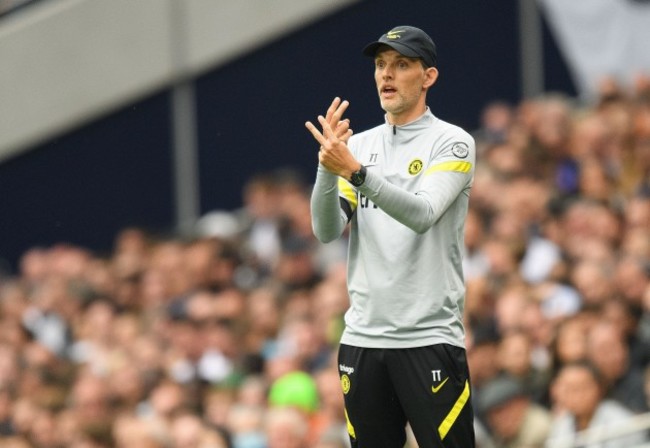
[363, 26, 437, 68]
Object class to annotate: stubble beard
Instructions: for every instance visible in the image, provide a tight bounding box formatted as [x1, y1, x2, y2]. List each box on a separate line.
[379, 95, 407, 117]
[378, 83, 425, 121]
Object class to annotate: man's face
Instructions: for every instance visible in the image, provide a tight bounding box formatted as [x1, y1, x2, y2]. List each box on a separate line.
[555, 365, 601, 418]
[487, 397, 527, 441]
[373, 48, 437, 124]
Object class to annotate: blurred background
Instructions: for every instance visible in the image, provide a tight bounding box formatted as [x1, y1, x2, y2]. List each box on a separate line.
[0, 1, 649, 447]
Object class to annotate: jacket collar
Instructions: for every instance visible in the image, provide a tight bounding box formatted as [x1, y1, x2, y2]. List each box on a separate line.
[384, 107, 436, 132]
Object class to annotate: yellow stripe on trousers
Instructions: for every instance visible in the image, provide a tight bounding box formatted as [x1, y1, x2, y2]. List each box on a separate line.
[344, 408, 356, 439]
[438, 380, 470, 440]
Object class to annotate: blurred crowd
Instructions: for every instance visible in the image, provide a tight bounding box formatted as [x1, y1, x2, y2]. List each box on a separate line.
[0, 75, 650, 448]
[466, 75, 650, 448]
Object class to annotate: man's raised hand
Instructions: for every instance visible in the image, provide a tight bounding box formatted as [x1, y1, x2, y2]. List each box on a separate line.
[305, 98, 358, 176]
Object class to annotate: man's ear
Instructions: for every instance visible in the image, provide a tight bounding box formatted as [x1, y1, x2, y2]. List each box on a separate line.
[423, 67, 439, 89]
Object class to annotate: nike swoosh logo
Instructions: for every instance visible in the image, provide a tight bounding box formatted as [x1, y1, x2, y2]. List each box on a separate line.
[431, 377, 449, 394]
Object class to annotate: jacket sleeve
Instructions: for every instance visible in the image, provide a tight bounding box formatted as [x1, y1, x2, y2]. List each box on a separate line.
[358, 135, 475, 233]
[310, 164, 350, 243]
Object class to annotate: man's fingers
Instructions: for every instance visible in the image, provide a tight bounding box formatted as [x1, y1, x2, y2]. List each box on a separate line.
[335, 119, 351, 139]
[325, 97, 341, 124]
[333, 100, 350, 122]
[323, 97, 349, 132]
[305, 121, 326, 146]
[330, 100, 350, 131]
[317, 115, 337, 140]
[335, 119, 349, 133]
[306, 100, 350, 149]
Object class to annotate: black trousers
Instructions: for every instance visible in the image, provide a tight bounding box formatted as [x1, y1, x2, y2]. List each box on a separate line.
[338, 343, 475, 448]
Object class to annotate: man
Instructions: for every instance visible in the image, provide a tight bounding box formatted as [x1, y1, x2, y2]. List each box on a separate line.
[478, 375, 552, 448]
[305, 26, 476, 447]
[586, 318, 648, 413]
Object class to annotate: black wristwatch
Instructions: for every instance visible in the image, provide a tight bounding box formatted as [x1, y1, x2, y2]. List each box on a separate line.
[349, 165, 367, 187]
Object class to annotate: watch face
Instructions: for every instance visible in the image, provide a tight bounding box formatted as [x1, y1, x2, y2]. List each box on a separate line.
[351, 170, 365, 186]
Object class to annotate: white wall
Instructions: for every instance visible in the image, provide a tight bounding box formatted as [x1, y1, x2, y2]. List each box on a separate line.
[0, 0, 357, 162]
[538, 0, 650, 101]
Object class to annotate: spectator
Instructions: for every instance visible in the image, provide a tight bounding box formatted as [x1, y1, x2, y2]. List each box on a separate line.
[496, 329, 550, 404]
[614, 255, 650, 308]
[600, 297, 650, 369]
[569, 259, 615, 310]
[586, 319, 648, 413]
[493, 284, 532, 335]
[468, 319, 501, 396]
[237, 173, 282, 277]
[169, 410, 228, 448]
[265, 406, 310, 448]
[225, 403, 265, 448]
[546, 361, 647, 447]
[549, 314, 593, 377]
[463, 208, 491, 281]
[478, 374, 552, 448]
[473, 100, 515, 151]
[267, 370, 322, 443]
[112, 410, 165, 448]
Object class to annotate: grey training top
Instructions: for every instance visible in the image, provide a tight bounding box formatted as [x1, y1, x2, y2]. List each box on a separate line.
[311, 108, 475, 349]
